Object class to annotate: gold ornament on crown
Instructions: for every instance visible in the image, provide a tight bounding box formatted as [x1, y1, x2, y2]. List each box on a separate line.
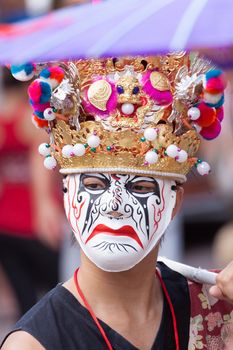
[150, 72, 171, 91]
[27, 52, 219, 181]
[87, 80, 112, 111]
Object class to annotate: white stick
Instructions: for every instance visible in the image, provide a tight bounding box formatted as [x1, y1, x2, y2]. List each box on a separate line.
[158, 256, 217, 285]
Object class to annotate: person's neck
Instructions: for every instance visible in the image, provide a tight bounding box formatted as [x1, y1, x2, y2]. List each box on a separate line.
[67, 248, 162, 323]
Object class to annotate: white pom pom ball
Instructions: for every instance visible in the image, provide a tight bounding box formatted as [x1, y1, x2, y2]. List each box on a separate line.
[38, 143, 51, 156]
[203, 92, 222, 105]
[187, 107, 200, 121]
[44, 156, 57, 170]
[87, 135, 100, 148]
[62, 145, 74, 158]
[144, 128, 158, 141]
[197, 161, 211, 176]
[121, 103, 134, 115]
[11, 64, 35, 82]
[13, 70, 35, 82]
[73, 144, 86, 157]
[176, 150, 188, 163]
[44, 108, 56, 121]
[166, 145, 179, 158]
[145, 150, 158, 164]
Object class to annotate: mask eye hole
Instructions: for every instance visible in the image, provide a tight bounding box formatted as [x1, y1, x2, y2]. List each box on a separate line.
[82, 176, 108, 191]
[132, 86, 140, 95]
[127, 181, 157, 194]
[117, 85, 124, 94]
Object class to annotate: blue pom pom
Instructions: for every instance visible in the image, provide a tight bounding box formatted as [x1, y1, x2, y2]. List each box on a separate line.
[205, 69, 222, 81]
[40, 68, 51, 79]
[34, 110, 45, 120]
[39, 81, 52, 104]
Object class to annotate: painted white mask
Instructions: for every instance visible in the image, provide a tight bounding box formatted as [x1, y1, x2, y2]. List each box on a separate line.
[63, 173, 177, 272]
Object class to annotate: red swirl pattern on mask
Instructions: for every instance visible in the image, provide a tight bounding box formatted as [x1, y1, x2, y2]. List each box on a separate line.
[149, 181, 166, 243]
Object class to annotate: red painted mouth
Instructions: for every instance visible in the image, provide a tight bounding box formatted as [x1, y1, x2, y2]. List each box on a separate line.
[85, 224, 143, 248]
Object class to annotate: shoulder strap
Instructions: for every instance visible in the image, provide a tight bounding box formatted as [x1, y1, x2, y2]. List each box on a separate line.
[158, 262, 190, 350]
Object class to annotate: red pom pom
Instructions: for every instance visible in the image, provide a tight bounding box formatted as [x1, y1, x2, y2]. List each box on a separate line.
[200, 119, 221, 140]
[50, 67, 65, 83]
[31, 102, 50, 112]
[216, 107, 224, 122]
[205, 76, 226, 94]
[28, 79, 51, 104]
[32, 114, 49, 128]
[196, 103, 216, 127]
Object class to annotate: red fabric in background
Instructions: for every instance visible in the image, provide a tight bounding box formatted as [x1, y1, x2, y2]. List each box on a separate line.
[0, 109, 35, 238]
[0, 183, 33, 237]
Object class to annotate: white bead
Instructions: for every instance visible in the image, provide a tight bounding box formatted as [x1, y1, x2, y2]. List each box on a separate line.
[176, 150, 188, 163]
[38, 143, 51, 157]
[44, 156, 57, 170]
[192, 123, 202, 133]
[187, 107, 200, 121]
[145, 150, 158, 164]
[62, 145, 74, 158]
[144, 128, 158, 141]
[73, 144, 86, 157]
[166, 145, 179, 158]
[203, 92, 222, 105]
[121, 103, 134, 115]
[44, 108, 56, 121]
[197, 161, 211, 176]
[87, 135, 100, 148]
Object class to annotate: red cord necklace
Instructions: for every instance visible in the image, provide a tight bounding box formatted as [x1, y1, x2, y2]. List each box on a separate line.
[74, 268, 180, 350]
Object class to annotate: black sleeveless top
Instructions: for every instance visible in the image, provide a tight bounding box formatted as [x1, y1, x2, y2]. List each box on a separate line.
[1, 263, 190, 349]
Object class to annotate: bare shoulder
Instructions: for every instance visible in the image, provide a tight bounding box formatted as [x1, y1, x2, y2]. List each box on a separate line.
[1, 331, 45, 350]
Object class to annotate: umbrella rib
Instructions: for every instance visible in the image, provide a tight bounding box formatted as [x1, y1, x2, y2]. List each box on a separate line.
[169, 0, 209, 51]
[86, 0, 176, 57]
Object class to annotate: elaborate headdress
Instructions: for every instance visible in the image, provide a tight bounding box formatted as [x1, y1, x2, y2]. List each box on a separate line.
[11, 52, 226, 182]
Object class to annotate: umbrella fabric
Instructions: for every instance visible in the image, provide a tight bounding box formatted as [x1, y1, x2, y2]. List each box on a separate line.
[0, 0, 232, 65]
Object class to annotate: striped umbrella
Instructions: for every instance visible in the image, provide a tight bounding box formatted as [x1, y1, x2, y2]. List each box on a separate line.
[0, 0, 232, 66]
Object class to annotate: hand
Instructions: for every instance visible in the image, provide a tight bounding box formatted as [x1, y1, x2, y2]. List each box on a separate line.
[209, 261, 233, 304]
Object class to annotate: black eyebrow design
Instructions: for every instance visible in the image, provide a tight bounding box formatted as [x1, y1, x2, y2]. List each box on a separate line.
[128, 175, 159, 184]
[82, 173, 109, 181]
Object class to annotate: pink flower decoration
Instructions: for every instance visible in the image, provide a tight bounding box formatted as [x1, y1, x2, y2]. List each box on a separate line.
[82, 78, 117, 118]
[141, 71, 173, 106]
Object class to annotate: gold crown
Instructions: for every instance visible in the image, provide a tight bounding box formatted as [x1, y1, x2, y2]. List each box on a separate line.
[18, 52, 225, 182]
[52, 119, 200, 182]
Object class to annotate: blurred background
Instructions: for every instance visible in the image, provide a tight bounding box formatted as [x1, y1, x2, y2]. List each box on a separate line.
[1, 0, 233, 342]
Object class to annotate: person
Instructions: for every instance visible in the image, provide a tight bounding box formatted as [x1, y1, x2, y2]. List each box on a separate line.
[1, 53, 233, 350]
[0, 68, 64, 317]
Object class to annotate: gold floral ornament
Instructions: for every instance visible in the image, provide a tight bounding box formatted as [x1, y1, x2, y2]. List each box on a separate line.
[87, 80, 112, 111]
[149, 71, 171, 91]
[10, 53, 226, 181]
